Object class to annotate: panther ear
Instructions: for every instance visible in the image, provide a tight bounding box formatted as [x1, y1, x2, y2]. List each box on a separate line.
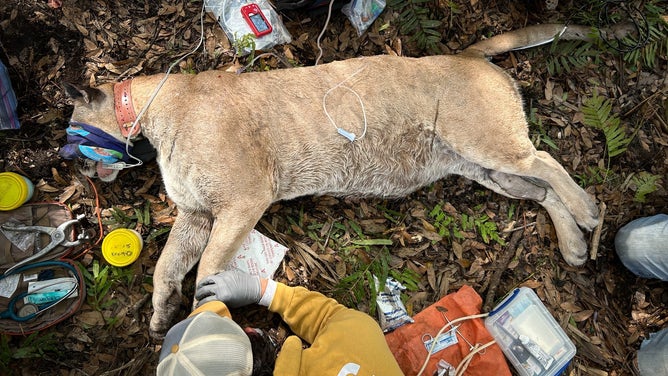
[62, 82, 103, 104]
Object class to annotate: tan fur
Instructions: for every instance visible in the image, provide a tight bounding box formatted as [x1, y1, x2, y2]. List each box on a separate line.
[66, 24, 599, 339]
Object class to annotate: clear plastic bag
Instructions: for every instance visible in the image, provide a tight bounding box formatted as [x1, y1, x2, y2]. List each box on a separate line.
[204, 0, 292, 55]
[342, 0, 385, 36]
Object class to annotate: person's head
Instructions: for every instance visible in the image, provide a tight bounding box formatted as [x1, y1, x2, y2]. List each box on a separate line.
[157, 311, 275, 375]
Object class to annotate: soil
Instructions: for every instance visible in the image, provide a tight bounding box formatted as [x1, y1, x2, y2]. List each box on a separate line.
[0, 0, 666, 375]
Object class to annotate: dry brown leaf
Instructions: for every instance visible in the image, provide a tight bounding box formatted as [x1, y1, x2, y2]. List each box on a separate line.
[426, 262, 436, 291]
[520, 279, 542, 289]
[36, 179, 60, 193]
[560, 301, 583, 312]
[76, 310, 105, 326]
[452, 241, 463, 259]
[572, 309, 595, 322]
[58, 184, 78, 203]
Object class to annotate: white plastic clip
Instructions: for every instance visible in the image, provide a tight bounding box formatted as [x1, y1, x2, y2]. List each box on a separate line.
[102, 162, 127, 170]
[337, 128, 356, 142]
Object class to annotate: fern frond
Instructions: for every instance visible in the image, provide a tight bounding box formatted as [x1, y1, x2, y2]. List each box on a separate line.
[546, 40, 598, 75]
[630, 172, 662, 203]
[582, 94, 632, 158]
[622, 5, 668, 69]
[388, 0, 443, 53]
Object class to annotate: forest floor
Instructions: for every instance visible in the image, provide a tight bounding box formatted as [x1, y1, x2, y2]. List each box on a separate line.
[0, 0, 666, 375]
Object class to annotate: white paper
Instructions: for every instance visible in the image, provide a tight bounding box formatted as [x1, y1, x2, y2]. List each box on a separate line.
[224, 229, 287, 278]
[0, 274, 20, 298]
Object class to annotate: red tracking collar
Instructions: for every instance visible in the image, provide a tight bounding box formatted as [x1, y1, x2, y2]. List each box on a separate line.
[114, 79, 141, 138]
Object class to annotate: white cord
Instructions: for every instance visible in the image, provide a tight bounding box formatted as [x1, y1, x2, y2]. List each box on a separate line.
[322, 64, 368, 142]
[454, 340, 497, 376]
[315, 0, 336, 66]
[116, 1, 207, 169]
[416, 313, 491, 376]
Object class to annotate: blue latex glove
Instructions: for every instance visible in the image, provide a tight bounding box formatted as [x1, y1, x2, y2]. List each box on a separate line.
[195, 269, 262, 308]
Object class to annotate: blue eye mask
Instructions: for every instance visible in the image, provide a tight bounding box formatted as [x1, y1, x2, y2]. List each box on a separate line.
[59, 121, 131, 163]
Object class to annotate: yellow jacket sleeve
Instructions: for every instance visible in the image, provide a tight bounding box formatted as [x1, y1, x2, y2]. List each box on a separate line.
[270, 282, 404, 376]
[188, 301, 232, 319]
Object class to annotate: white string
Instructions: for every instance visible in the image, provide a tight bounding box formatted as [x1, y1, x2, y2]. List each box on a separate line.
[322, 64, 368, 142]
[114, 1, 207, 169]
[416, 313, 491, 376]
[315, 0, 336, 66]
[455, 340, 497, 376]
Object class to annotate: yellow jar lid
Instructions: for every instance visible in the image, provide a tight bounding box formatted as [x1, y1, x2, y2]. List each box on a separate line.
[102, 229, 143, 267]
[0, 172, 33, 211]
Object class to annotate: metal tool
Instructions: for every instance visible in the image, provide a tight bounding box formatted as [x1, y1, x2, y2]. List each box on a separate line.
[0, 260, 80, 322]
[1, 215, 91, 275]
[436, 306, 477, 351]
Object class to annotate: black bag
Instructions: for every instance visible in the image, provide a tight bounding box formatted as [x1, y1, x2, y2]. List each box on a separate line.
[0, 203, 86, 335]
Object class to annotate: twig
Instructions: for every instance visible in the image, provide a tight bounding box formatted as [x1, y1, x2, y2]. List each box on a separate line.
[42, 355, 90, 376]
[99, 347, 153, 376]
[483, 229, 524, 312]
[590, 201, 607, 260]
[132, 293, 151, 320]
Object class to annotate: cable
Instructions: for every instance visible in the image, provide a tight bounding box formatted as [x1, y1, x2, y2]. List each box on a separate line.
[454, 340, 497, 376]
[563, 0, 649, 54]
[597, 0, 649, 53]
[83, 174, 104, 249]
[322, 63, 368, 142]
[416, 313, 490, 376]
[118, 1, 207, 169]
[315, 0, 336, 66]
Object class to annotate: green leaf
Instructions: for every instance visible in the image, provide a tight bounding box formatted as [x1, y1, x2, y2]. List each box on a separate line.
[351, 238, 394, 246]
[420, 19, 442, 28]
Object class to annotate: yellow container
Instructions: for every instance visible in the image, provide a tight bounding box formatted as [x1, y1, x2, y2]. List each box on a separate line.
[101, 228, 143, 267]
[0, 172, 34, 211]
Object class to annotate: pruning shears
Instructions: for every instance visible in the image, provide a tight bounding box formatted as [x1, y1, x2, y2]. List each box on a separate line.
[1, 215, 93, 275]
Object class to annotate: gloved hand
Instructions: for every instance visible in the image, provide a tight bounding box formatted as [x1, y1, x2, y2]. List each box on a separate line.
[195, 269, 262, 308]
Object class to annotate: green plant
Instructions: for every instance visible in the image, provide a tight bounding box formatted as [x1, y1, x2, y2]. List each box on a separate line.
[146, 226, 171, 243]
[575, 165, 610, 187]
[528, 106, 558, 150]
[135, 200, 152, 227]
[546, 39, 600, 76]
[335, 248, 420, 315]
[387, 0, 443, 53]
[630, 172, 662, 203]
[110, 263, 137, 286]
[460, 213, 505, 245]
[428, 202, 462, 241]
[473, 215, 505, 245]
[108, 206, 135, 228]
[79, 260, 116, 311]
[106, 201, 151, 233]
[0, 332, 58, 373]
[582, 93, 632, 160]
[233, 33, 257, 62]
[622, 3, 668, 70]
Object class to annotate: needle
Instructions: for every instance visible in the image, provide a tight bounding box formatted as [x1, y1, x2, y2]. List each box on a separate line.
[436, 306, 476, 350]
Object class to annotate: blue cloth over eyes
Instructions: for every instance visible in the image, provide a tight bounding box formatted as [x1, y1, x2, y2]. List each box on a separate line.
[59, 121, 131, 163]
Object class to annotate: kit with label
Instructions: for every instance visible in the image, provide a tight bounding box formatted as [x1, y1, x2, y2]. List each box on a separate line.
[0, 203, 89, 335]
[485, 287, 576, 376]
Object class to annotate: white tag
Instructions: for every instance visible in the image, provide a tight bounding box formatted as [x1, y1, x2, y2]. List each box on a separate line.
[423, 329, 459, 354]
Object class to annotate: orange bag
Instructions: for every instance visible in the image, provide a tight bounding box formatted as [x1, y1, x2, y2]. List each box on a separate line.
[385, 285, 511, 376]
